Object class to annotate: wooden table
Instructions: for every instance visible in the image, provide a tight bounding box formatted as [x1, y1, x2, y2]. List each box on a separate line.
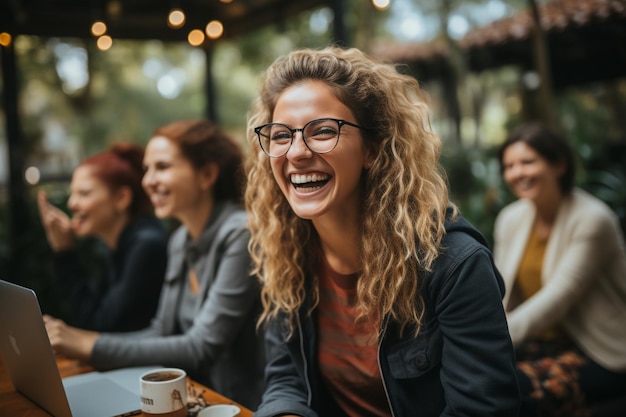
[0, 355, 252, 417]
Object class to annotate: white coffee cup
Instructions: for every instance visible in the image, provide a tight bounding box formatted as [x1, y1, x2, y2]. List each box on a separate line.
[140, 368, 188, 417]
[197, 404, 241, 417]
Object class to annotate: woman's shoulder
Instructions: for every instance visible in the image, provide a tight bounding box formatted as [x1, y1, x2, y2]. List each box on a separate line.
[569, 188, 614, 216]
[493, 199, 534, 238]
[562, 188, 620, 231]
[133, 216, 165, 231]
[424, 215, 505, 299]
[124, 216, 168, 244]
[438, 214, 493, 267]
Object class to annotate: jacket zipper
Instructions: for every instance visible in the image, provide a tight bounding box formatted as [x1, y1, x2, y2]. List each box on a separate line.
[378, 317, 396, 417]
[297, 314, 314, 406]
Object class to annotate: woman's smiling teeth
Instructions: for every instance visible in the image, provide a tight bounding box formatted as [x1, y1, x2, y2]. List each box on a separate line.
[150, 190, 169, 206]
[71, 213, 87, 229]
[514, 178, 535, 191]
[290, 173, 330, 192]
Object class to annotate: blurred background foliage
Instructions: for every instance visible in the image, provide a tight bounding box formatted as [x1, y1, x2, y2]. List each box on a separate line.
[1, 0, 625, 315]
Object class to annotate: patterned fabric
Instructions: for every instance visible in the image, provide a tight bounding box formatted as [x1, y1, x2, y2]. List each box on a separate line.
[516, 338, 591, 417]
[317, 258, 390, 417]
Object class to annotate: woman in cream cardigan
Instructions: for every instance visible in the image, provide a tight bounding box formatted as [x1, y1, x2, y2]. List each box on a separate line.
[493, 122, 626, 416]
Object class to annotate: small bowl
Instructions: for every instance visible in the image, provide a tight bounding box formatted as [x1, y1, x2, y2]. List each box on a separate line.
[197, 404, 241, 417]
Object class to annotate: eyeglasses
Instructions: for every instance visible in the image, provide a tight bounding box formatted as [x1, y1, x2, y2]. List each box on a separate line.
[254, 118, 366, 158]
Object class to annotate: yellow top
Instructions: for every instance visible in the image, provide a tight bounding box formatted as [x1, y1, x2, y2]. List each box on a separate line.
[516, 227, 546, 300]
[515, 227, 565, 341]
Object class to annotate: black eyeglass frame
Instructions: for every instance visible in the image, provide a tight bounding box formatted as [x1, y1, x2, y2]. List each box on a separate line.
[254, 117, 366, 158]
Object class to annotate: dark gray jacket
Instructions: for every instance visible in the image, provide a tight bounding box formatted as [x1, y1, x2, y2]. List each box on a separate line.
[255, 211, 520, 417]
[91, 202, 265, 410]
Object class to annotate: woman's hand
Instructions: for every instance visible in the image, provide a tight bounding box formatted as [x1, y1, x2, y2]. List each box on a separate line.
[37, 190, 75, 252]
[44, 315, 99, 361]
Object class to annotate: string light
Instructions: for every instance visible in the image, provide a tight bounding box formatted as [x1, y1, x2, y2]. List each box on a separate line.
[205, 20, 224, 39]
[0, 32, 12, 47]
[91, 20, 107, 37]
[167, 8, 186, 28]
[97, 35, 113, 50]
[187, 29, 205, 46]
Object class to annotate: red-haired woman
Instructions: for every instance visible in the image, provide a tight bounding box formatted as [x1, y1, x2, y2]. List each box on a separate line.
[37, 143, 168, 332]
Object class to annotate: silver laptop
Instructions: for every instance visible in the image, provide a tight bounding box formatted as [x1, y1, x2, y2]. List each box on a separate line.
[0, 279, 160, 417]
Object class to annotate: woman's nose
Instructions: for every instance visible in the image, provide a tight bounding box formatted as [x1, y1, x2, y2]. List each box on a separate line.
[67, 194, 78, 211]
[286, 132, 313, 160]
[142, 169, 155, 188]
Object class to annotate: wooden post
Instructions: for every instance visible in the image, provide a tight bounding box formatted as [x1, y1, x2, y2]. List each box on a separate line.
[1, 40, 29, 276]
[204, 46, 217, 123]
[332, 0, 348, 46]
[528, 0, 558, 129]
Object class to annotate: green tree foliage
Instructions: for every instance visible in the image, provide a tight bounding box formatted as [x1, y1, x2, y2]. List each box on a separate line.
[1, 0, 624, 309]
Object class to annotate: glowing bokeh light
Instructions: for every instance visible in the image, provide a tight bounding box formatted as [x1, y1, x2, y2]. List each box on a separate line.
[0, 32, 12, 47]
[25, 167, 41, 185]
[97, 35, 113, 50]
[372, 0, 391, 10]
[168, 9, 186, 28]
[91, 21, 107, 37]
[309, 8, 332, 34]
[205, 21, 224, 39]
[187, 29, 205, 46]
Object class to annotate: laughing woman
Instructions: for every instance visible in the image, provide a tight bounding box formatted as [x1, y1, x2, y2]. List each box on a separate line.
[44, 120, 266, 410]
[494, 122, 626, 416]
[37, 143, 167, 332]
[245, 47, 520, 417]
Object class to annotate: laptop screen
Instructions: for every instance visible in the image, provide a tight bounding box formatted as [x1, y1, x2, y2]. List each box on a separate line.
[0, 279, 156, 417]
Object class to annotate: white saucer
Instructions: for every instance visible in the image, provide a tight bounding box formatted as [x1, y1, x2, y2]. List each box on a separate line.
[197, 404, 241, 417]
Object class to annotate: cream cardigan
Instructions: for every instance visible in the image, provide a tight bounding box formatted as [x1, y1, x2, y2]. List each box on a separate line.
[494, 188, 626, 371]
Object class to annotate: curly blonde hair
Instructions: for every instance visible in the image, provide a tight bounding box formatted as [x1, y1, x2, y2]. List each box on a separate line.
[245, 46, 455, 336]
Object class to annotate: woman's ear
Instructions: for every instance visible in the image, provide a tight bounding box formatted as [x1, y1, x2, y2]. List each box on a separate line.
[554, 159, 567, 179]
[114, 186, 133, 213]
[199, 163, 220, 191]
